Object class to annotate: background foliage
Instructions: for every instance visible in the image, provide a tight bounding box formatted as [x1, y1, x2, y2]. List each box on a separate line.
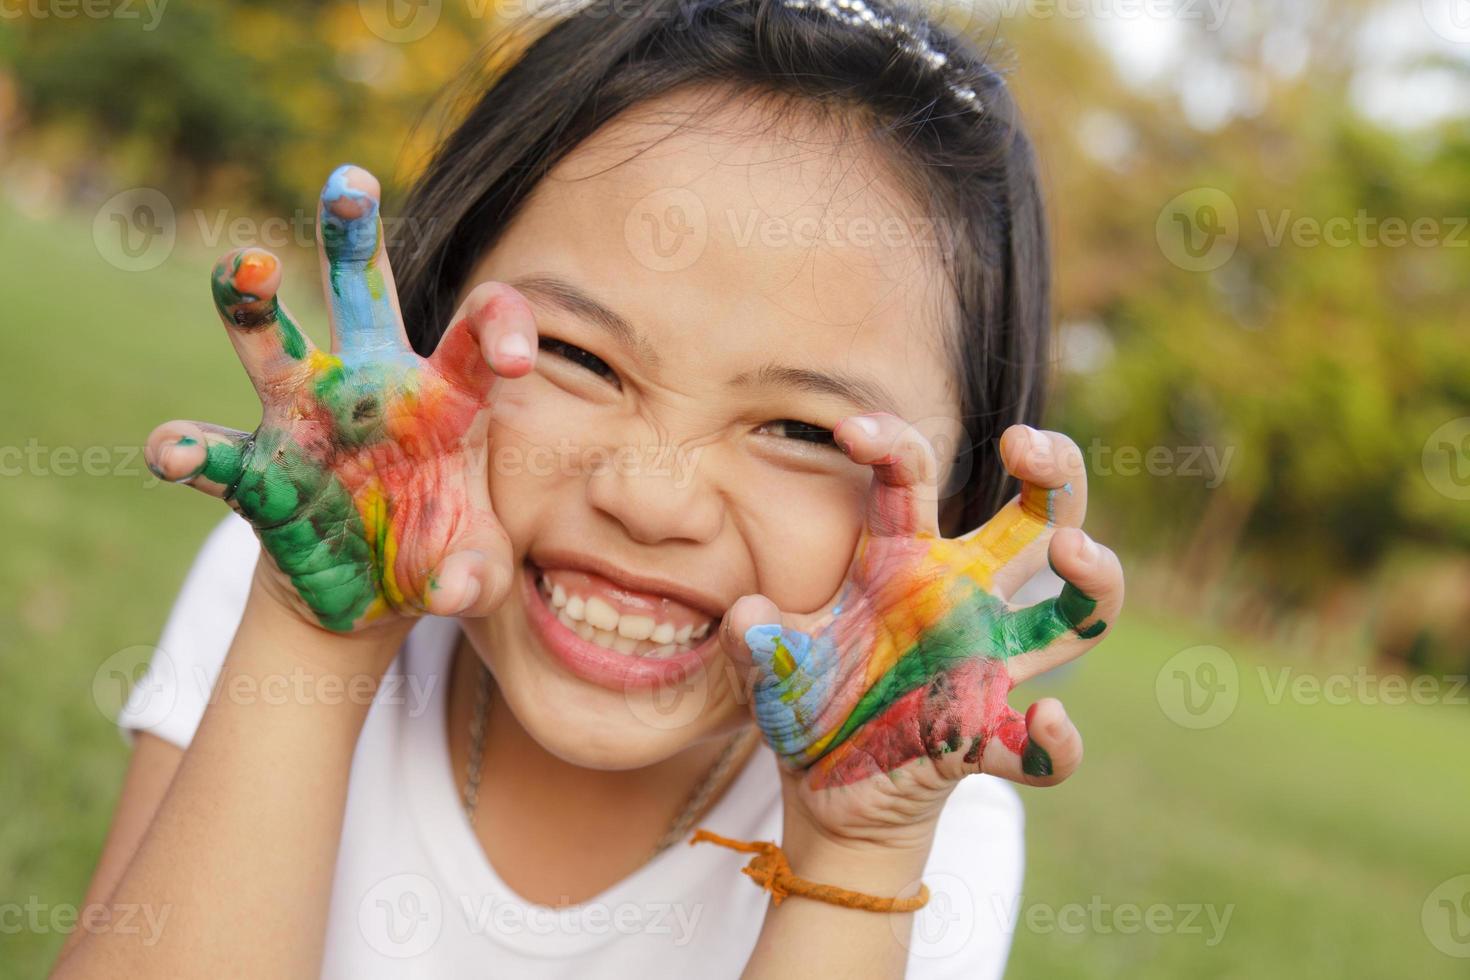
[1, 0, 1466, 976]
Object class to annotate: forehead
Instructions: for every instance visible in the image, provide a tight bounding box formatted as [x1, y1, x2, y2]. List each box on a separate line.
[476, 86, 960, 424]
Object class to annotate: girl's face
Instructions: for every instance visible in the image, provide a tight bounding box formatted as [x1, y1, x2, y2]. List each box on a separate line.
[457, 88, 963, 768]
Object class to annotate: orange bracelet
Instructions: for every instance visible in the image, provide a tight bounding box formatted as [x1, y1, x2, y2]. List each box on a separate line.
[689, 829, 930, 912]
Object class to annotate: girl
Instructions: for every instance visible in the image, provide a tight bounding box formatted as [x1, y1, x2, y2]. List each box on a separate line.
[58, 0, 1123, 975]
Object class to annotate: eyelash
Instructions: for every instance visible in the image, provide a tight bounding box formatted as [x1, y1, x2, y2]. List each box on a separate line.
[540, 337, 838, 449]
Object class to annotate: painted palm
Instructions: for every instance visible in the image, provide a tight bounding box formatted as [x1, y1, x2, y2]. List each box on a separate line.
[152, 166, 532, 631]
[742, 427, 1112, 791]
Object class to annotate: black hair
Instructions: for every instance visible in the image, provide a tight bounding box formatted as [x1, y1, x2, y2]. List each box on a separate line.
[396, 0, 1050, 535]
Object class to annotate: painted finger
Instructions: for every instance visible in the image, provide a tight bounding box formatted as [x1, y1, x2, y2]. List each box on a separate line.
[975, 698, 1083, 787]
[1001, 527, 1124, 685]
[210, 248, 316, 399]
[145, 420, 251, 499]
[961, 425, 1088, 599]
[427, 281, 539, 398]
[721, 595, 841, 769]
[317, 164, 413, 357]
[835, 412, 943, 539]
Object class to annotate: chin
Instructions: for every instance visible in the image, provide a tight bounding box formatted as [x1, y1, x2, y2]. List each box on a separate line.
[459, 560, 746, 770]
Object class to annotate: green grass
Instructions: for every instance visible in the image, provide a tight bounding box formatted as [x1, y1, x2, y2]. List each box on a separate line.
[2, 202, 1467, 978]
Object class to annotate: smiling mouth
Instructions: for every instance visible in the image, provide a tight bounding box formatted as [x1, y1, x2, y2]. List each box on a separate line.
[530, 563, 716, 660]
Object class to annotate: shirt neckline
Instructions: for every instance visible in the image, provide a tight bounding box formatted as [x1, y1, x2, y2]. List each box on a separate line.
[398, 615, 776, 958]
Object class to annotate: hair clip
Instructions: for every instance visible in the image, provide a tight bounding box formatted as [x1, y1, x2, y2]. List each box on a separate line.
[780, 0, 982, 109]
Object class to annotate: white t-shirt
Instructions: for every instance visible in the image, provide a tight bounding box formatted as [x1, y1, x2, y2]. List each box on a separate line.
[118, 515, 1025, 978]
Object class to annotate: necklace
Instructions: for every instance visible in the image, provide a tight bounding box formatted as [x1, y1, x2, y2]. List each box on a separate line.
[461, 660, 759, 860]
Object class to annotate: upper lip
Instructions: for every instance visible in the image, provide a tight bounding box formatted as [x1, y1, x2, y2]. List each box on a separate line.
[527, 549, 728, 621]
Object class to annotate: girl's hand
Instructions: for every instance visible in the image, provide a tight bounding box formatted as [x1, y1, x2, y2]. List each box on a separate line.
[145, 165, 537, 633]
[721, 416, 1123, 851]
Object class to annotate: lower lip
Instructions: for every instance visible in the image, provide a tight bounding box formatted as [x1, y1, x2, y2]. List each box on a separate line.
[519, 563, 722, 691]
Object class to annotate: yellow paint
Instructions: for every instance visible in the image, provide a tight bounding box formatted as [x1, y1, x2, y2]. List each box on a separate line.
[356, 480, 408, 610]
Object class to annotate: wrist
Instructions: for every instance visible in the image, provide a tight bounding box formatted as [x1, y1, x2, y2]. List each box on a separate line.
[779, 806, 936, 899]
[239, 566, 411, 679]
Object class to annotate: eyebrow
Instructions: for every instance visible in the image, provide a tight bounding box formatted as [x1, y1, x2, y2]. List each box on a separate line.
[509, 273, 901, 416]
[729, 362, 902, 417]
[509, 274, 660, 368]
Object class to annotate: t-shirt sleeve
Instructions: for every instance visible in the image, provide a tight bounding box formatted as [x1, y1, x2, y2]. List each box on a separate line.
[115, 514, 260, 750]
[904, 775, 1026, 979]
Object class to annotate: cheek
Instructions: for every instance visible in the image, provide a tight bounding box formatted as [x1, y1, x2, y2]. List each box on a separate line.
[743, 473, 867, 614]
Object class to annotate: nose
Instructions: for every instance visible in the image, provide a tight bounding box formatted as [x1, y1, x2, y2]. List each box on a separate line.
[584, 441, 723, 545]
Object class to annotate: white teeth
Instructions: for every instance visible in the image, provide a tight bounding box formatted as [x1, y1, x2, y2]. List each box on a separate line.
[584, 597, 620, 631]
[539, 573, 716, 658]
[618, 615, 655, 640]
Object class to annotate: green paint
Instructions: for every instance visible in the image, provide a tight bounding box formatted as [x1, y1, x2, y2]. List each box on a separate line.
[210, 253, 307, 362]
[1021, 739, 1053, 777]
[227, 433, 378, 632]
[814, 579, 1105, 762]
[1001, 582, 1103, 655]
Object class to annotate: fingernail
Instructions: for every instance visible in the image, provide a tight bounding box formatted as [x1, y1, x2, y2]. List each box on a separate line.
[1021, 739, 1053, 777]
[494, 332, 532, 366]
[160, 437, 204, 483]
[843, 416, 880, 446]
[456, 575, 482, 614]
[1029, 427, 1051, 460]
[1078, 533, 1099, 564]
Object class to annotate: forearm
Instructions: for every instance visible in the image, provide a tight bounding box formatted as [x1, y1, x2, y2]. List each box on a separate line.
[741, 812, 936, 980]
[54, 577, 408, 978]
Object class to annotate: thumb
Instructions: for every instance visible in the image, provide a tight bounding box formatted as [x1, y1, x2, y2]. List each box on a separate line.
[425, 522, 513, 618]
[720, 595, 837, 769]
[718, 593, 784, 675]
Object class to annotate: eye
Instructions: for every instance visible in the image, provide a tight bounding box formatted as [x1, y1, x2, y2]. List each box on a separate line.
[539, 337, 619, 385]
[758, 419, 838, 448]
